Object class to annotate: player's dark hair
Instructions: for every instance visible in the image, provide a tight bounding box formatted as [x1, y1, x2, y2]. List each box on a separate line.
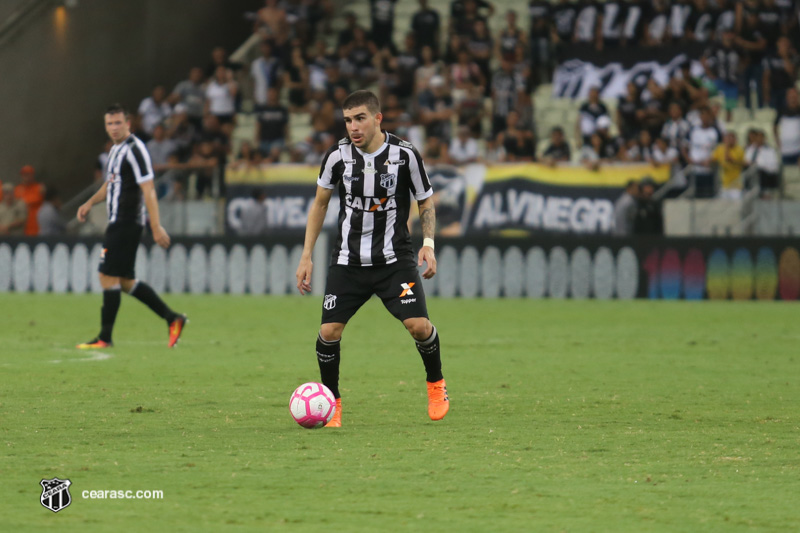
[105, 103, 129, 118]
[342, 90, 381, 115]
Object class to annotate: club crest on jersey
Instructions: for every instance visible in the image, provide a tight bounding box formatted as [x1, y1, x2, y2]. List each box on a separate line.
[345, 194, 397, 212]
[323, 294, 337, 310]
[379, 173, 397, 189]
[40, 478, 72, 513]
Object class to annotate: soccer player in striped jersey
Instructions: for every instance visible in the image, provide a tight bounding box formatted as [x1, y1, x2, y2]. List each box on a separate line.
[75, 104, 186, 349]
[295, 90, 448, 426]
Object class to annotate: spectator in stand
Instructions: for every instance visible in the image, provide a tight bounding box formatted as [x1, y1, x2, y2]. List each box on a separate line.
[758, 0, 782, 52]
[337, 12, 362, 49]
[37, 188, 65, 236]
[683, 105, 723, 198]
[617, 81, 644, 141]
[187, 141, 220, 199]
[0, 183, 27, 235]
[576, 86, 609, 146]
[467, 19, 494, 92]
[205, 46, 240, 79]
[251, 40, 283, 111]
[711, 131, 746, 199]
[94, 140, 113, 183]
[613, 179, 639, 236]
[170, 67, 206, 130]
[256, 87, 290, 163]
[736, 9, 767, 112]
[703, 28, 740, 121]
[451, 0, 494, 24]
[763, 36, 799, 112]
[498, 110, 535, 162]
[491, 57, 525, 137]
[650, 136, 681, 173]
[423, 135, 449, 165]
[412, 0, 442, 56]
[199, 114, 230, 166]
[254, 0, 287, 39]
[14, 165, 45, 236]
[381, 93, 405, 133]
[621, 130, 654, 162]
[415, 45, 445, 95]
[451, 48, 485, 107]
[661, 102, 692, 150]
[370, 0, 398, 51]
[541, 126, 572, 166]
[595, 115, 625, 160]
[581, 133, 606, 171]
[483, 135, 506, 163]
[146, 124, 178, 176]
[714, 0, 736, 38]
[166, 105, 198, 161]
[138, 86, 172, 139]
[283, 47, 310, 113]
[496, 9, 526, 63]
[633, 177, 663, 235]
[775, 87, 800, 167]
[528, 1, 552, 82]
[205, 65, 238, 137]
[449, 125, 480, 165]
[347, 27, 379, 84]
[419, 75, 455, 142]
[382, 33, 419, 104]
[745, 129, 781, 197]
[304, 132, 335, 166]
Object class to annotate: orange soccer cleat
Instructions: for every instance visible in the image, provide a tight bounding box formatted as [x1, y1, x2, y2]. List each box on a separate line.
[168, 314, 188, 348]
[76, 338, 113, 349]
[326, 398, 342, 427]
[427, 379, 449, 421]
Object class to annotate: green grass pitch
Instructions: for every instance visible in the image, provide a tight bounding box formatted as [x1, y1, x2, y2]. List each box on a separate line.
[1, 293, 798, 532]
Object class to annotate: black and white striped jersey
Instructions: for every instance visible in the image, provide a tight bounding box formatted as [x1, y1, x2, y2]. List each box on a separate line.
[104, 134, 154, 226]
[317, 132, 433, 267]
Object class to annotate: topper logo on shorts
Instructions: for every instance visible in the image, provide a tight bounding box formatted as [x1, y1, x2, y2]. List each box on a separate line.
[323, 294, 337, 310]
[399, 283, 415, 297]
[40, 478, 72, 513]
[344, 194, 397, 212]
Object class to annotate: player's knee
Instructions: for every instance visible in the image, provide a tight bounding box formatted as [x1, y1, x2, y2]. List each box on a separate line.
[319, 323, 344, 342]
[404, 318, 431, 341]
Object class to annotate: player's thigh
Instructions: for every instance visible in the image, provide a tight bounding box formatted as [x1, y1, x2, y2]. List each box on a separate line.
[98, 224, 143, 280]
[377, 265, 429, 321]
[320, 265, 375, 325]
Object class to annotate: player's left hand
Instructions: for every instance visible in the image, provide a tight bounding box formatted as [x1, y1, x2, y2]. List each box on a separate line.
[418, 246, 436, 279]
[152, 225, 171, 248]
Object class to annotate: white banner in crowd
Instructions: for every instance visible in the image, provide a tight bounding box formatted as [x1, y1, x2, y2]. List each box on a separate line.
[552, 54, 705, 100]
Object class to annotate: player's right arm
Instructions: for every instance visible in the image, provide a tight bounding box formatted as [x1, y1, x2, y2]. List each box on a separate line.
[296, 185, 333, 295]
[77, 181, 109, 222]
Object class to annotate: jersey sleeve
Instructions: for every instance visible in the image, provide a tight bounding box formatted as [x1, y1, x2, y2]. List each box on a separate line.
[406, 145, 433, 201]
[128, 142, 155, 184]
[317, 144, 343, 189]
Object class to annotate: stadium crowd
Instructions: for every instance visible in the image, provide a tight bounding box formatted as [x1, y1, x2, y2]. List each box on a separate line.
[80, 0, 800, 209]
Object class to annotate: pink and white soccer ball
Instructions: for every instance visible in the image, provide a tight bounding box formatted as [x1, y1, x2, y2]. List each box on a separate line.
[289, 382, 336, 428]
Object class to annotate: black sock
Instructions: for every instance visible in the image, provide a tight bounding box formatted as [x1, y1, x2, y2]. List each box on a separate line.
[129, 281, 176, 323]
[99, 287, 121, 343]
[416, 325, 443, 383]
[316, 334, 341, 399]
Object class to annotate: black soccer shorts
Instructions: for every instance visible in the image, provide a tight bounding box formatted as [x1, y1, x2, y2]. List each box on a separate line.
[321, 263, 429, 325]
[98, 223, 143, 279]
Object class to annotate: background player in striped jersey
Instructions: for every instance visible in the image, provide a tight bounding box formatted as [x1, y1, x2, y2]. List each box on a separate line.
[75, 104, 187, 349]
[296, 90, 448, 427]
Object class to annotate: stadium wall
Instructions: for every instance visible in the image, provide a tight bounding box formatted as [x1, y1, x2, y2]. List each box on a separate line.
[1, 236, 799, 301]
[0, 0, 261, 197]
